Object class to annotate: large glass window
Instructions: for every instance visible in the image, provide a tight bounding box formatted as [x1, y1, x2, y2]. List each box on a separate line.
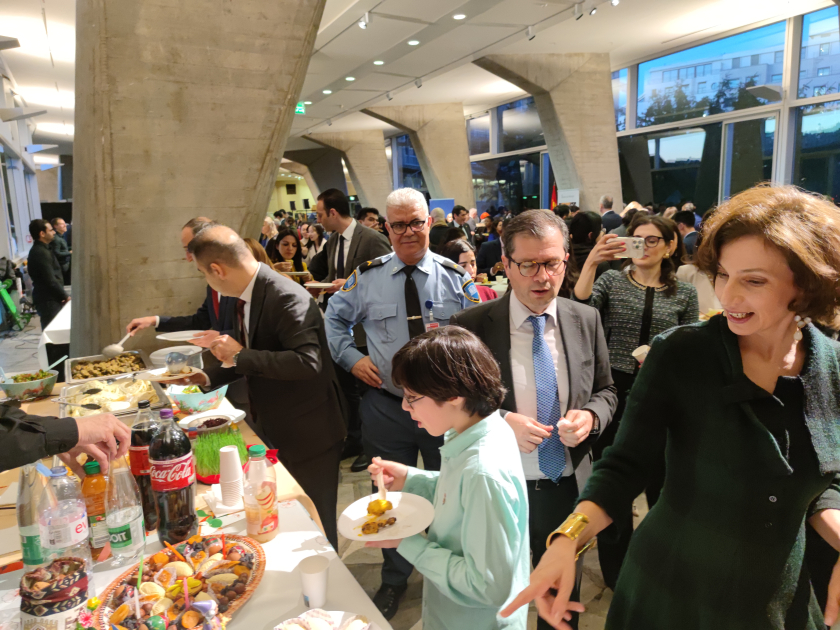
[498, 97, 544, 153]
[618, 123, 722, 215]
[637, 21, 786, 128]
[722, 117, 775, 199]
[799, 7, 840, 99]
[0, 154, 17, 256]
[467, 114, 491, 155]
[394, 134, 427, 194]
[612, 69, 628, 131]
[794, 99, 840, 201]
[472, 152, 541, 216]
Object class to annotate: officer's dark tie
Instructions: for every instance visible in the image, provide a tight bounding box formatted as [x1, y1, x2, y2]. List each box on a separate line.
[337, 235, 345, 276]
[401, 266, 425, 339]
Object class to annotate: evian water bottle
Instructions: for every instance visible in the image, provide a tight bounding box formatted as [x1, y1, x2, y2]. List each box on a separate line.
[149, 408, 197, 545]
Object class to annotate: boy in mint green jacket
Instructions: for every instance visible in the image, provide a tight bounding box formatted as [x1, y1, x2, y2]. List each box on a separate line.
[367, 327, 530, 630]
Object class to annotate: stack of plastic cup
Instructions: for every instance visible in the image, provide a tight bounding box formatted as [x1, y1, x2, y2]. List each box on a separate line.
[218, 445, 243, 507]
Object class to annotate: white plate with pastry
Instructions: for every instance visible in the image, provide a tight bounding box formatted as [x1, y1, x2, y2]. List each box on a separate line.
[338, 491, 434, 542]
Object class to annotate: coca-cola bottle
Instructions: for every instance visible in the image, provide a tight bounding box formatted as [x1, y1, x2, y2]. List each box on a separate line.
[129, 400, 160, 532]
[148, 408, 197, 545]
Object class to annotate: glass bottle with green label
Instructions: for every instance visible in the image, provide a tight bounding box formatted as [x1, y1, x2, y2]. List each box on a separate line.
[106, 455, 146, 566]
[16, 464, 46, 571]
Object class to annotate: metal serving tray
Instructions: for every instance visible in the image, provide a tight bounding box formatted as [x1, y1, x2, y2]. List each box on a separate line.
[66, 350, 152, 384]
[58, 376, 170, 418]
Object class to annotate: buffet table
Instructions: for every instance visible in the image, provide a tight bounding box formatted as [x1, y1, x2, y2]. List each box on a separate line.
[0, 390, 393, 630]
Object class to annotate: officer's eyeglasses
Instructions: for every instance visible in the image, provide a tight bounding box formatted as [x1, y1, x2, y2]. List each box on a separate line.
[389, 219, 427, 235]
[404, 394, 426, 409]
[509, 259, 566, 277]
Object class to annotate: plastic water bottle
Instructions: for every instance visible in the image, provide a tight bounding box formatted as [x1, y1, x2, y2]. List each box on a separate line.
[106, 456, 146, 566]
[243, 445, 278, 543]
[17, 464, 47, 572]
[37, 467, 93, 592]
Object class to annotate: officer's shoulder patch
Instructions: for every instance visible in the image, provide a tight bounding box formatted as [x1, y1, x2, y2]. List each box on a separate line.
[341, 269, 358, 292]
[463, 279, 481, 304]
[436, 257, 468, 276]
[358, 257, 386, 275]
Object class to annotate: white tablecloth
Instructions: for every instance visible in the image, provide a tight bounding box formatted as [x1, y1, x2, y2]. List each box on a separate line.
[37, 300, 72, 369]
[0, 500, 393, 630]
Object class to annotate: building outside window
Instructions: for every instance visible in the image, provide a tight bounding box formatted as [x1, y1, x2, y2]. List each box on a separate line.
[637, 20, 786, 127]
[800, 7, 840, 99]
[0, 154, 17, 257]
[394, 134, 428, 195]
[467, 114, 491, 155]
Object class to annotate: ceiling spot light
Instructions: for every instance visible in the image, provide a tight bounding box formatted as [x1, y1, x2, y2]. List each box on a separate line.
[574, 3, 583, 20]
[358, 12, 371, 29]
[327, 119, 333, 126]
[373, 60, 384, 65]
[415, 78, 423, 88]
[304, 101, 312, 105]
[346, 76, 355, 81]
[407, 40, 420, 46]
[453, 14, 466, 20]
[386, 92, 393, 101]
[590, 7, 597, 15]
[611, 0, 619, 5]
[527, 25, 535, 40]
[323, 89, 332, 94]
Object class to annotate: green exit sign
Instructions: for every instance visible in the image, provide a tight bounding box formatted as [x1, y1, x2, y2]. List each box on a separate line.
[295, 102, 306, 115]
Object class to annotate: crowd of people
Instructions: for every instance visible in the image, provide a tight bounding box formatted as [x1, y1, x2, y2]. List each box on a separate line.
[8, 182, 840, 630]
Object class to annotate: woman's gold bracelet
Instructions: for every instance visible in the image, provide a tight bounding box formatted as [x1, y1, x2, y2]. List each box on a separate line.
[546, 512, 590, 550]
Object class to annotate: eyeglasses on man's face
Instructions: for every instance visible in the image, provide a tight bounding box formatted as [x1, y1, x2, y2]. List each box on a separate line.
[388, 219, 427, 235]
[509, 259, 566, 277]
[404, 393, 426, 409]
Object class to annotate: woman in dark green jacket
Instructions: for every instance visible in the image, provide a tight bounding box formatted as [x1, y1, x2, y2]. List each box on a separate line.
[501, 185, 840, 630]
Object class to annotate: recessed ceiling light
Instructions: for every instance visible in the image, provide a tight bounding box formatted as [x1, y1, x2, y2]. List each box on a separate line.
[590, 7, 597, 15]
[346, 76, 355, 81]
[407, 40, 420, 46]
[323, 89, 332, 94]
[304, 101, 312, 105]
[453, 14, 466, 20]
[373, 60, 384, 66]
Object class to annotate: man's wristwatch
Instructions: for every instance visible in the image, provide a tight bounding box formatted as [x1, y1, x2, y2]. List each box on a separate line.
[589, 411, 601, 435]
[231, 351, 241, 367]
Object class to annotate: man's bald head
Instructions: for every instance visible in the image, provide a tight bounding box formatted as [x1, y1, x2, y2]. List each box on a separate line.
[188, 225, 253, 269]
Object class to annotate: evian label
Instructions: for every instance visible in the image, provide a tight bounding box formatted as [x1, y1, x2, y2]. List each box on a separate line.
[129, 445, 151, 476]
[149, 452, 196, 492]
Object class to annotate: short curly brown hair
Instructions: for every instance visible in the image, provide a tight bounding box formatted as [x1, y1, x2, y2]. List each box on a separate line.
[695, 185, 840, 327]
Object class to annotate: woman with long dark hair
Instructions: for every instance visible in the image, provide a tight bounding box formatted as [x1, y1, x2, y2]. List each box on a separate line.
[438, 239, 498, 302]
[303, 224, 326, 265]
[268, 228, 310, 284]
[570, 213, 699, 589]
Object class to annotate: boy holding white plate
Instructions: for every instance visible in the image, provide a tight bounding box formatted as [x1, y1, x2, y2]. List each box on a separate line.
[367, 327, 530, 630]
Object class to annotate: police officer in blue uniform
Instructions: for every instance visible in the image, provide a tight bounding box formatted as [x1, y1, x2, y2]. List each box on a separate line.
[326, 188, 480, 619]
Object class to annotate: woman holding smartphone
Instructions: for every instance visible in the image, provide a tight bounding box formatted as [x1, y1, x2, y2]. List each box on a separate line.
[572, 214, 699, 589]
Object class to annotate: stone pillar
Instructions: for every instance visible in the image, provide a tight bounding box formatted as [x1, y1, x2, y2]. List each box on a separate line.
[304, 130, 392, 209]
[284, 147, 348, 198]
[362, 103, 474, 205]
[72, 0, 325, 356]
[474, 54, 622, 212]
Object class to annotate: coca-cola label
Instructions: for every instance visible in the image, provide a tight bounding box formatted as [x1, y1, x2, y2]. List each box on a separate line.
[129, 445, 151, 476]
[149, 452, 196, 492]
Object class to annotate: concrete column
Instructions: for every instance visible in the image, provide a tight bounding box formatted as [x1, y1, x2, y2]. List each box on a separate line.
[362, 103, 473, 205]
[284, 147, 348, 198]
[474, 54, 622, 212]
[304, 130, 392, 209]
[36, 168, 59, 203]
[72, 0, 325, 356]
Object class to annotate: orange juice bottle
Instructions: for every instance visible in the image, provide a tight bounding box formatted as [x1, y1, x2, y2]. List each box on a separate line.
[81, 461, 109, 557]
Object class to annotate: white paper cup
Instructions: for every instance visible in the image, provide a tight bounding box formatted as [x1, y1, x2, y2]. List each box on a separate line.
[220, 479, 243, 506]
[299, 555, 329, 608]
[219, 445, 243, 484]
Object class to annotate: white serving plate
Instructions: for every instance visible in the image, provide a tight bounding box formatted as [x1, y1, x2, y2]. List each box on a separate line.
[338, 492, 434, 542]
[156, 330, 205, 342]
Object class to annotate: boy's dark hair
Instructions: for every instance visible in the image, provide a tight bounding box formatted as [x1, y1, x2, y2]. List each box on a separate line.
[274, 210, 286, 218]
[392, 327, 507, 418]
[356, 207, 379, 221]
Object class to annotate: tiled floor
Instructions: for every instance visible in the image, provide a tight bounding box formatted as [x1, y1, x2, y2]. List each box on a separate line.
[336, 455, 649, 630]
[0, 317, 43, 375]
